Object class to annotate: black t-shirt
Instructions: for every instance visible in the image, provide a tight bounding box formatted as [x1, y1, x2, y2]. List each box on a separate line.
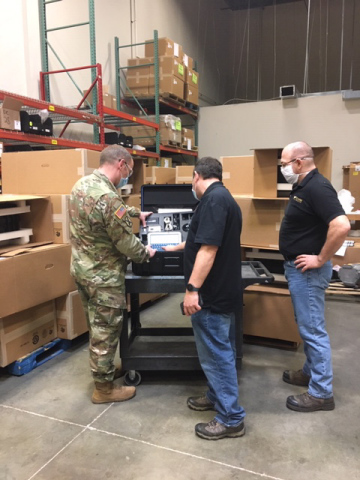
[184, 181, 242, 313]
[279, 169, 345, 258]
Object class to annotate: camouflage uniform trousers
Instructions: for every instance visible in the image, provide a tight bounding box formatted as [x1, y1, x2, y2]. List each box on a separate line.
[76, 282, 125, 383]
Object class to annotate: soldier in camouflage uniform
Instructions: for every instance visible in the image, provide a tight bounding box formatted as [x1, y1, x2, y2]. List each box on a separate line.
[69, 145, 155, 404]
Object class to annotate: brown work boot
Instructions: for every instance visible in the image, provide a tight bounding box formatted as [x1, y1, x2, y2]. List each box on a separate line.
[195, 419, 245, 440]
[91, 381, 136, 404]
[283, 369, 310, 386]
[286, 392, 335, 412]
[187, 395, 215, 411]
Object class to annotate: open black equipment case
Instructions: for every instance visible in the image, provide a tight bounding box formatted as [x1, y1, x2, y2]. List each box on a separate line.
[132, 184, 198, 276]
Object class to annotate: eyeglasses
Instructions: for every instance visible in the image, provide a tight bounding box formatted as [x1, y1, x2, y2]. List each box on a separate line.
[280, 156, 313, 168]
[124, 162, 133, 177]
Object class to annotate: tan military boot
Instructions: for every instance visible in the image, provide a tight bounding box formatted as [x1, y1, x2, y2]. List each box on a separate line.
[91, 381, 136, 404]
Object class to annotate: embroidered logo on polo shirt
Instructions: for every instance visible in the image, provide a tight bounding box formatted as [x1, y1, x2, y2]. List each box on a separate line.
[115, 205, 126, 219]
[293, 196, 303, 203]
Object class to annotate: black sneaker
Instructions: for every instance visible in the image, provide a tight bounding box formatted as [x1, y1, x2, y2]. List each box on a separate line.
[195, 419, 245, 440]
[187, 395, 215, 411]
[286, 392, 335, 412]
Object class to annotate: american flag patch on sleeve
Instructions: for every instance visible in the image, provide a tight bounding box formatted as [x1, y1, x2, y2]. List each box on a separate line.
[115, 205, 126, 219]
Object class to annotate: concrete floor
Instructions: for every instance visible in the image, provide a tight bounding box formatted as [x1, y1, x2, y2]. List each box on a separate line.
[0, 293, 359, 480]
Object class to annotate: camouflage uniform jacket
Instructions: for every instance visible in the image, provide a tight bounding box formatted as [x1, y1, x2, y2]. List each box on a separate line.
[69, 169, 149, 305]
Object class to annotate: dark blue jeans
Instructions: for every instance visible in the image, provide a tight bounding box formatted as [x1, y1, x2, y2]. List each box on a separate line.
[284, 260, 333, 399]
[191, 308, 246, 426]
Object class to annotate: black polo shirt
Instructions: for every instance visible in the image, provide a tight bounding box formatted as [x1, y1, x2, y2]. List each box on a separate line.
[279, 169, 345, 258]
[184, 181, 242, 313]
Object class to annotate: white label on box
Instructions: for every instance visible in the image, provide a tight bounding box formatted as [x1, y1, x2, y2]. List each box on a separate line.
[183, 54, 189, 67]
[355, 165, 360, 172]
[14, 120, 21, 131]
[174, 43, 179, 57]
[222, 172, 230, 179]
[335, 244, 347, 257]
[275, 222, 281, 231]
[187, 139, 192, 150]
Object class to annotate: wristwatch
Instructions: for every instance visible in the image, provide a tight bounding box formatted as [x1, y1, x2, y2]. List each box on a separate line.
[186, 283, 200, 292]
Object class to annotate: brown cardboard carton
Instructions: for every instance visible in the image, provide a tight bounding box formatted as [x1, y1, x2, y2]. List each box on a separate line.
[0, 301, 57, 367]
[220, 156, 254, 196]
[150, 56, 185, 81]
[121, 125, 156, 147]
[160, 157, 172, 168]
[48, 194, 70, 244]
[126, 58, 150, 96]
[184, 84, 198, 105]
[56, 291, 88, 340]
[0, 243, 76, 318]
[149, 76, 185, 99]
[175, 165, 194, 184]
[0, 195, 53, 254]
[234, 197, 287, 249]
[157, 115, 182, 145]
[182, 53, 194, 70]
[0, 96, 22, 131]
[2, 149, 100, 194]
[181, 128, 195, 150]
[332, 242, 360, 267]
[185, 68, 199, 88]
[145, 167, 176, 185]
[122, 193, 141, 234]
[343, 163, 360, 210]
[83, 87, 114, 108]
[243, 285, 301, 344]
[145, 37, 183, 59]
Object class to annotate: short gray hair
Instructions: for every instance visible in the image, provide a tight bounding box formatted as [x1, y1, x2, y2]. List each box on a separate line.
[100, 144, 132, 166]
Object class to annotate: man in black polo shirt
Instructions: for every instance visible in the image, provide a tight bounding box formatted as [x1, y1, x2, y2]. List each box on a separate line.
[279, 141, 350, 412]
[182, 157, 245, 440]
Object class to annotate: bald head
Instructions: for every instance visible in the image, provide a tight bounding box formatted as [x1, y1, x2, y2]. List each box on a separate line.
[282, 141, 314, 163]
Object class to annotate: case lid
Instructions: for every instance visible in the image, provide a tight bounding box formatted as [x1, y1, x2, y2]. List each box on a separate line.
[141, 184, 198, 212]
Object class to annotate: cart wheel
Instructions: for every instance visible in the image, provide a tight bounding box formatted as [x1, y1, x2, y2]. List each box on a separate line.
[124, 370, 142, 386]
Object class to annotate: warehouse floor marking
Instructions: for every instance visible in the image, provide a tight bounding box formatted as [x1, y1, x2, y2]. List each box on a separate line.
[1, 404, 287, 480]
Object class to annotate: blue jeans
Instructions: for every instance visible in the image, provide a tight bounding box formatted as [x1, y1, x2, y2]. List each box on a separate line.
[191, 309, 246, 426]
[284, 260, 333, 399]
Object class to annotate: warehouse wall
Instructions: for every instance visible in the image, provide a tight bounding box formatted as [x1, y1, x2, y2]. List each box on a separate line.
[198, 92, 360, 191]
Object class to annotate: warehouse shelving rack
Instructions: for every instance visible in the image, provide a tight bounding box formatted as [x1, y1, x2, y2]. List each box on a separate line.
[115, 30, 199, 161]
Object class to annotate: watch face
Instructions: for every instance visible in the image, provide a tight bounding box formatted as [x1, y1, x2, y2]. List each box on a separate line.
[187, 283, 197, 291]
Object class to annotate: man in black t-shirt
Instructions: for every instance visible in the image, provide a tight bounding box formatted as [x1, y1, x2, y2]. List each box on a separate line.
[279, 141, 350, 413]
[182, 157, 245, 440]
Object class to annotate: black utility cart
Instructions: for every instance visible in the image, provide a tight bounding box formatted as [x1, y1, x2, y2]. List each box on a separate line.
[120, 261, 274, 386]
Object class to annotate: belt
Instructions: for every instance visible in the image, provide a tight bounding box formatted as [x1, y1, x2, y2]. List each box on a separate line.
[283, 255, 297, 261]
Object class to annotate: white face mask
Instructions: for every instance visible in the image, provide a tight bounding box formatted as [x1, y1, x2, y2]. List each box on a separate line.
[281, 164, 299, 184]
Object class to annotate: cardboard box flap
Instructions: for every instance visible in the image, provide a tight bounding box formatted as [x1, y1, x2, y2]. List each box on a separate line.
[2, 97, 23, 111]
[0, 194, 49, 202]
[0, 241, 52, 256]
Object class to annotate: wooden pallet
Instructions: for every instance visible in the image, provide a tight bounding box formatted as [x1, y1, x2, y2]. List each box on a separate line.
[185, 101, 199, 112]
[161, 93, 186, 106]
[326, 282, 360, 296]
[243, 334, 300, 351]
[181, 145, 198, 152]
[160, 140, 181, 148]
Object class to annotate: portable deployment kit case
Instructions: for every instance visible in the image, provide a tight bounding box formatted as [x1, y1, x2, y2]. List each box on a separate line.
[132, 184, 198, 275]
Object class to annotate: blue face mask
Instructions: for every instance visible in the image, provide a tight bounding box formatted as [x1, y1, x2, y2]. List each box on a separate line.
[192, 188, 199, 201]
[116, 176, 128, 189]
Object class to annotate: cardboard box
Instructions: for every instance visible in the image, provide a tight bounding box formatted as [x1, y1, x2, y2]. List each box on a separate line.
[149, 76, 185, 99]
[0, 301, 57, 367]
[184, 84, 198, 105]
[150, 55, 185, 81]
[126, 58, 150, 96]
[235, 197, 288, 249]
[0, 96, 22, 131]
[185, 68, 199, 88]
[182, 128, 195, 150]
[160, 157, 172, 168]
[2, 149, 100, 195]
[159, 114, 182, 145]
[121, 125, 156, 147]
[332, 242, 360, 267]
[220, 156, 254, 196]
[0, 194, 53, 254]
[145, 37, 183, 59]
[122, 193, 141, 234]
[243, 285, 302, 344]
[175, 165, 194, 184]
[83, 89, 114, 109]
[56, 290, 88, 340]
[0, 243, 76, 318]
[183, 53, 194, 70]
[343, 163, 360, 210]
[253, 147, 332, 199]
[145, 167, 176, 185]
[49, 194, 70, 244]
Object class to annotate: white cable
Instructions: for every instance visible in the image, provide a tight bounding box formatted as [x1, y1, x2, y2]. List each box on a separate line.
[303, 0, 311, 94]
[339, 0, 345, 90]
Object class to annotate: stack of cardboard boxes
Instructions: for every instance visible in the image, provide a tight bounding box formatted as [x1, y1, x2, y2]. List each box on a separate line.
[126, 37, 199, 105]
